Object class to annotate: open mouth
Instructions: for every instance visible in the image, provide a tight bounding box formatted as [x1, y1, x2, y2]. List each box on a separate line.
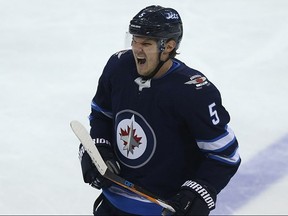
[137, 57, 146, 65]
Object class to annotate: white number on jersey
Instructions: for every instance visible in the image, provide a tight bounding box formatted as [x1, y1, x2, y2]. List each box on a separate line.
[209, 102, 220, 125]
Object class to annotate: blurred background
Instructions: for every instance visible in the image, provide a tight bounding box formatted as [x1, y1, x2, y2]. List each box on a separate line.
[0, 0, 287, 214]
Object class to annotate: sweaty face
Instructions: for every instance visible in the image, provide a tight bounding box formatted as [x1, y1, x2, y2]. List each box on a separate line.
[131, 36, 160, 77]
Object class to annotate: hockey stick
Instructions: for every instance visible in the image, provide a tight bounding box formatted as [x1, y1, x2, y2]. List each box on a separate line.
[70, 120, 175, 213]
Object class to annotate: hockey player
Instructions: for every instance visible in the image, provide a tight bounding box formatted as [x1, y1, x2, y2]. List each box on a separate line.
[79, 5, 241, 215]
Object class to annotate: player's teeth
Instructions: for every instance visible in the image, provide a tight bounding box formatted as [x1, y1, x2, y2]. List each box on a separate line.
[137, 58, 146, 64]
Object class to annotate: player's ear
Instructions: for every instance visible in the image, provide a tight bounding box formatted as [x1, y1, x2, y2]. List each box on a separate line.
[164, 39, 176, 54]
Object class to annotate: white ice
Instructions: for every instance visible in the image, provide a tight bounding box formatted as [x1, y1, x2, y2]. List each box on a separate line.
[0, 0, 287, 214]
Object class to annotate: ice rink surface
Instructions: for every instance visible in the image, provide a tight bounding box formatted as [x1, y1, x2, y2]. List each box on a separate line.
[0, 0, 288, 214]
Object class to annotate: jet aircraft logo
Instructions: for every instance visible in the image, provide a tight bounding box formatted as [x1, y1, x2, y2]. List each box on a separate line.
[115, 110, 156, 168]
[119, 116, 142, 157]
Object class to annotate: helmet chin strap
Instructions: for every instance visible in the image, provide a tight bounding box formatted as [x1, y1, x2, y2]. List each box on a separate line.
[141, 55, 168, 80]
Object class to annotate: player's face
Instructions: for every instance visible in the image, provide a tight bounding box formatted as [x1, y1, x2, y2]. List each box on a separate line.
[131, 36, 160, 77]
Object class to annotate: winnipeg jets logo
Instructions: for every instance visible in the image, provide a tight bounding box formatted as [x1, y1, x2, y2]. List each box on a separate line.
[165, 12, 179, 20]
[119, 115, 142, 157]
[185, 75, 209, 89]
[115, 110, 156, 168]
[117, 114, 147, 160]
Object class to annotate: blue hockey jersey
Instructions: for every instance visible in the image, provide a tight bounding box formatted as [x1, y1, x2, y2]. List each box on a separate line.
[82, 49, 241, 215]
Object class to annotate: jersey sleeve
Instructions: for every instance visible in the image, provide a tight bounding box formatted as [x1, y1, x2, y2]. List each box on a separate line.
[89, 52, 118, 143]
[179, 82, 241, 193]
[89, 72, 113, 142]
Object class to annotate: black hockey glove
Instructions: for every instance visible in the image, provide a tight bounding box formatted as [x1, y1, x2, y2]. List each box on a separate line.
[162, 180, 217, 216]
[85, 144, 120, 189]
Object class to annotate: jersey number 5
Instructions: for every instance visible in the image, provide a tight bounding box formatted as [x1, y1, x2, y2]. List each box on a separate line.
[209, 102, 220, 125]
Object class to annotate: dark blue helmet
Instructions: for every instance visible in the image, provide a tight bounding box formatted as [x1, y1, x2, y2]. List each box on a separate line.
[129, 5, 183, 49]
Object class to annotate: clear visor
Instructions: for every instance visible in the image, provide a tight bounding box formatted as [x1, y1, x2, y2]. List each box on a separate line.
[124, 32, 164, 49]
[124, 32, 133, 49]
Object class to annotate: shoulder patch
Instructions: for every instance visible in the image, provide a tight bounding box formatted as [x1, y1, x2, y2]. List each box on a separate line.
[184, 75, 210, 89]
[114, 49, 129, 59]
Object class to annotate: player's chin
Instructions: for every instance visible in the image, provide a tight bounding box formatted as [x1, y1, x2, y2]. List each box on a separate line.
[136, 66, 149, 76]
